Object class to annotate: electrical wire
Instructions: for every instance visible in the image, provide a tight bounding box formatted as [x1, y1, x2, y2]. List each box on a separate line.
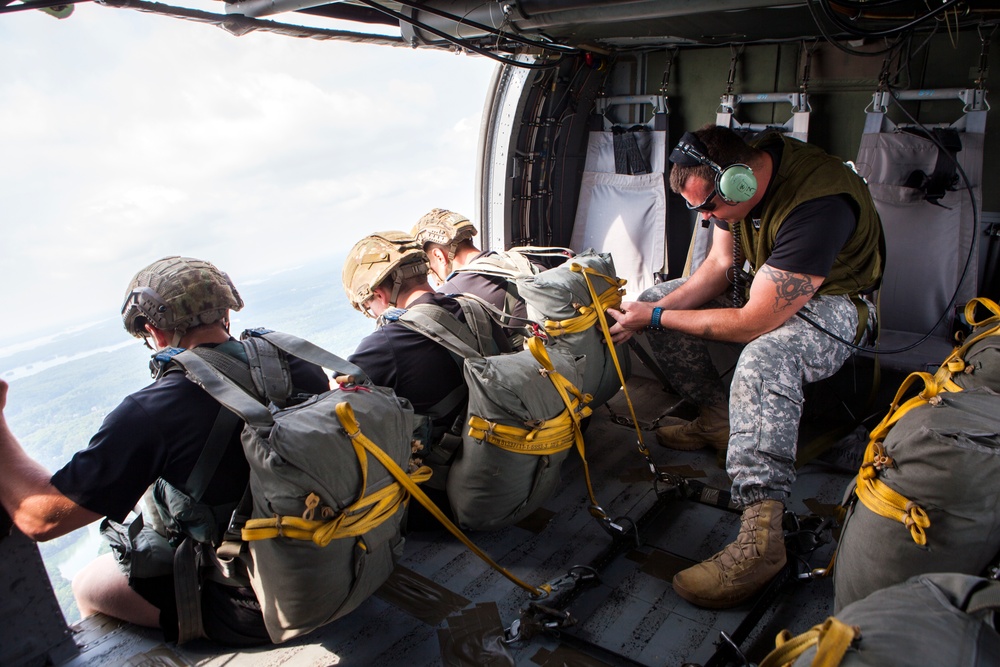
[352, 0, 567, 70]
[805, 0, 910, 57]
[389, 0, 579, 55]
[819, 0, 963, 38]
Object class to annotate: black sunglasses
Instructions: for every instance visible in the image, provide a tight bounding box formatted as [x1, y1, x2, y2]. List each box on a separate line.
[685, 188, 719, 213]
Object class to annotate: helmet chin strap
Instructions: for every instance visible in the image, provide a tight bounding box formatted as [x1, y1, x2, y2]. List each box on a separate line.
[430, 246, 453, 283]
[433, 259, 453, 284]
[389, 277, 403, 307]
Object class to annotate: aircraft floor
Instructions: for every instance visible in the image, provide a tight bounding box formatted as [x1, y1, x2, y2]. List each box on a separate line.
[59, 373, 861, 667]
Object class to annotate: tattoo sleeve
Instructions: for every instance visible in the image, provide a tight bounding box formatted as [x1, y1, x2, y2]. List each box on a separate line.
[758, 265, 816, 313]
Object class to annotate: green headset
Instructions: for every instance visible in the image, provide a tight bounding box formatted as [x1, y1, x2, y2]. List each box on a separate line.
[670, 131, 757, 205]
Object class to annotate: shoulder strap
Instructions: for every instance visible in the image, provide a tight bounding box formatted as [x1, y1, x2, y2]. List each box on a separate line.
[242, 328, 366, 383]
[241, 336, 293, 407]
[166, 343, 255, 499]
[452, 295, 501, 356]
[392, 305, 480, 426]
[173, 350, 275, 427]
[966, 580, 1000, 616]
[397, 303, 484, 360]
[184, 407, 243, 500]
[186, 345, 257, 396]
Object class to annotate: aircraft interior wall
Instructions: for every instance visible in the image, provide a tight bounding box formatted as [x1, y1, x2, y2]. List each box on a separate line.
[487, 32, 999, 377]
[640, 34, 999, 218]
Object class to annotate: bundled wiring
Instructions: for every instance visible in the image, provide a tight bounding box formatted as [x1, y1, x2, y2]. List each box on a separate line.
[353, 0, 567, 70]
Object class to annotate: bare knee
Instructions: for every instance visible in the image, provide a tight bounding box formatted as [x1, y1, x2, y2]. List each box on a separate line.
[72, 553, 161, 628]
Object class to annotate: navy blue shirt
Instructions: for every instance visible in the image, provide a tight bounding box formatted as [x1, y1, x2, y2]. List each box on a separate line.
[349, 292, 470, 432]
[51, 342, 328, 522]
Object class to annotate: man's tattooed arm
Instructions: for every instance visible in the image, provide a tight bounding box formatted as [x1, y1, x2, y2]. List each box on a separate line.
[758, 265, 817, 313]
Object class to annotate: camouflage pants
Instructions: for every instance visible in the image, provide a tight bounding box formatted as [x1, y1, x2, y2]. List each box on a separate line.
[639, 278, 872, 507]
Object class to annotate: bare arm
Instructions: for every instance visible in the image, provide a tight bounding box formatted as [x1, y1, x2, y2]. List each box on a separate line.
[656, 263, 823, 343]
[607, 224, 735, 341]
[0, 380, 101, 541]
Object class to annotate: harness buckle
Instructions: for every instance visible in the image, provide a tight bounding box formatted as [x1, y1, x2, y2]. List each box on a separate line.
[541, 565, 599, 594]
[507, 601, 578, 642]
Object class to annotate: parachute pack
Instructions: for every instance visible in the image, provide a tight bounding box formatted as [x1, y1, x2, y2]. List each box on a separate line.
[834, 298, 1000, 611]
[515, 249, 631, 408]
[156, 330, 421, 643]
[395, 302, 593, 530]
[760, 573, 1000, 667]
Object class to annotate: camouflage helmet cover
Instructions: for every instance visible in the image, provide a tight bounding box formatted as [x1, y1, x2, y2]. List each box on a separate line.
[410, 208, 477, 250]
[342, 231, 428, 313]
[121, 256, 244, 338]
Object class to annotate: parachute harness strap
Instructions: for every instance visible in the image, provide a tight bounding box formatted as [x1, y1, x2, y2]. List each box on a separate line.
[527, 336, 628, 533]
[758, 617, 861, 667]
[852, 298, 1000, 546]
[466, 338, 593, 455]
[577, 265, 660, 483]
[854, 371, 940, 546]
[311, 402, 549, 599]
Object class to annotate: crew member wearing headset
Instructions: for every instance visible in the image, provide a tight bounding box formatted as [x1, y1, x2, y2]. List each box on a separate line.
[607, 124, 884, 609]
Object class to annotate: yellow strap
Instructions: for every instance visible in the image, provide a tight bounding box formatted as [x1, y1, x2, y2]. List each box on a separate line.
[964, 296, 1000, 327]
[242, 469, 431, 545]
[240, 410, 430, 545]
[853, 371, 943, 545]
[759, 617, 860, 667]
[575, 265, 655, 474]
[468, 413, 583, 454]
[932, 297, 1000, 383]
[541, 265, 625, 337]
[466, 336, 593, 455]
[527, 335, 607, 520]
[332, 401, 549, 598]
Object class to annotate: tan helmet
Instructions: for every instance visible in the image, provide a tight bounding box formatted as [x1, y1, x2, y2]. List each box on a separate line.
[410, 208, 477, 256]
[342, 231, 428, 315]
[121, 256, 244, 341]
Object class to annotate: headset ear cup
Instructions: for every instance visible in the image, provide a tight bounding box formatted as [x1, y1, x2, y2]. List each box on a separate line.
[717, 164, 757, 204]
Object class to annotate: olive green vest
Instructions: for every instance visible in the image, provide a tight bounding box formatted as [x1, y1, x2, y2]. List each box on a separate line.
[738, 135, 885, 297]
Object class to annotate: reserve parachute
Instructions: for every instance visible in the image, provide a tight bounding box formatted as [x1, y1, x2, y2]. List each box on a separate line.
[395, 300, 593, 530]
[169, 329, 420, 643]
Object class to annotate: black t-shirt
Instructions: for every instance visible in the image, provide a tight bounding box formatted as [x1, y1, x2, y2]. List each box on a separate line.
[50, 342, 329, 523]
[440, 251, 529, 322]
[763, 194, 857, 276]
[349, 292, 490, 430]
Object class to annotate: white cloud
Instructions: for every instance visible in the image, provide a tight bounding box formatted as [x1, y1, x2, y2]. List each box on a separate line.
[0, 4, 496, 345]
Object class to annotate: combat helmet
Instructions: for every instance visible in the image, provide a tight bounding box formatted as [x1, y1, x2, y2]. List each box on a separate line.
[411, 208, 477, 258]
[343, 231, 428, 316]
[121, 256, 244, 345]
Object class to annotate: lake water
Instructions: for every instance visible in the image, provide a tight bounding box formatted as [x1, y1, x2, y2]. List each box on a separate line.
[58, 523, 105, 581]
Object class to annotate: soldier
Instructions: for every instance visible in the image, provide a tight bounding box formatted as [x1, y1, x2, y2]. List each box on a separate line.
[0, 257, 328, 645]
[607, 125, 884, 609]
[410, 209, 482, 289]
[411, 208, 540, 346]
[342, 231, 510, 524]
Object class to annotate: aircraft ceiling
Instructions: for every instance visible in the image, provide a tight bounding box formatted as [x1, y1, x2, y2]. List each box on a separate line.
[3, 0, 996, 58]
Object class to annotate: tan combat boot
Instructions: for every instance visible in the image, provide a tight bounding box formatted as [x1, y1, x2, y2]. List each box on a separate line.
[655, 402, 729, 451]
[672, 499, 786, 608]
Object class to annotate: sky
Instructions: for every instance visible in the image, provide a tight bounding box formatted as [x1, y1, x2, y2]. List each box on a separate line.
[0, 2, 497, 349]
